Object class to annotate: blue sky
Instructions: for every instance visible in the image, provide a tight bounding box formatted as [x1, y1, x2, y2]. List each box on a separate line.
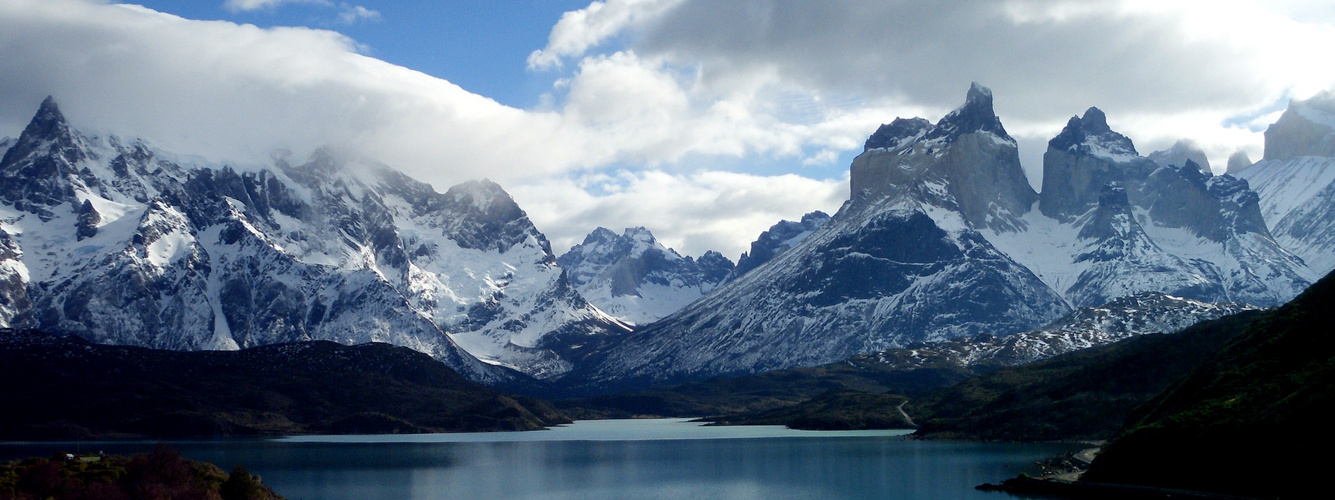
[128, 1, 585, 109]
[2, 0, 1334, 258]
[117, 0, 862, 182]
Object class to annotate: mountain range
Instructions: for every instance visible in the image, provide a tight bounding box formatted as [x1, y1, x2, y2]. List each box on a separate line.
[1, 85, 1328, 394]
[0, 97, 625, 383]
[556, 226, 732, 326]
[561, 84, 1317, 391]
[1235, 89, 1335, 274]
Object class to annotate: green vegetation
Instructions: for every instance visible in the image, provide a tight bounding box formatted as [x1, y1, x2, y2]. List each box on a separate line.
[705, 390, 914, 430]
[910, 313, 1260, 441]
[0, 332, 569, 439]
[559, 352, 972, 420]
[0, 445, 282, 500]
[1081, 271, 1335, 498]
[561, 313, 1259, 437]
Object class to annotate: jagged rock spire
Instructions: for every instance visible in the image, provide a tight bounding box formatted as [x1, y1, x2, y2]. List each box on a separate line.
[850, 83, 1033, 231]
[1, 96, 82, 169]
[0, 96, 92, 219]
[1262, 90, 1335, 161]
[1039, 106, 1157, 221]
[925, 82, 1010, 142]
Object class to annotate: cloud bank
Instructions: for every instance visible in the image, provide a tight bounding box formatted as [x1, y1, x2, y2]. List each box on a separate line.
[2, 0, 1334, 258]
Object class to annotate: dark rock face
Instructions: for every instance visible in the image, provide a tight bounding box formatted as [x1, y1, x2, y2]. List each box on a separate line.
[1263, 90, 1335, 161]
[850, 83, 1036, 232]
[74, 199, 100, 240]
[1144, 161, 1226, 240]
[1039, 107, 1158, 221]
[1130, 162, 1310, 305]
[438, 179, 551, 255]
[0, 97, 98, 221]
[730, 210, 829, 280]
[863, 118, 931, 151]
[922, 83, 1010, 143]
[694, 250, 734, 284]
[1141, 162, 1269, 242]
[0, 229, 31, 328]
[559, 227, 631, 290]
[565, 193, 1071, 393]
[1066, 183, 1226, 307]
[1075, 183, 1134, 242]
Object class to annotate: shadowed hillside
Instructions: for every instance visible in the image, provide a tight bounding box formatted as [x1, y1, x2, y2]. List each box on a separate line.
[0, 330, 569, 439]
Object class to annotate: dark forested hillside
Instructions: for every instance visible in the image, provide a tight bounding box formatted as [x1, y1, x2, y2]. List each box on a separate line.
[0, 330, 568, 439]
[910, 312, 1261, 441]
[1081, 271, 1335, 498]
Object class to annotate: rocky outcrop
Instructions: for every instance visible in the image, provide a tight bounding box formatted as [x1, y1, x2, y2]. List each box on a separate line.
[1136, 163, 1312, 305]
[1038, 107, 1158, 221]
[1148, 139, 1211, 173]
[0, 229, 30, 328]
[1066, 183, 1224, 307]
[983, 104, 1314, 310]
[729, 210, 829, 280]
[1240, 91, 1335, 274]
[564, 85, 1071, 392]
[0, 97, 99, 221]
[558, 226, 734, 325]
[1225, 150, 1253, 174]
[1263, 90, 1335, 161]
[1141, 161, 1267, 242]
[851, 83, 1036, 232]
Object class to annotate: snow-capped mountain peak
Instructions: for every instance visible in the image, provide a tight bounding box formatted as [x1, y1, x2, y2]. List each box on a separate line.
[0, 97, 630, 383]
[1149, 139, 1211, 173]
[1039, 107, 1158, 222]
[1264, 90, 1335, 161]
[1048, 107, 1141, 162]
[1240, 91, 1335, 275]
[851, 83, 1035, 232]
[922, 82, 1011, 144]
[729, 210, 830, 280]
[557, 226, 733, 325]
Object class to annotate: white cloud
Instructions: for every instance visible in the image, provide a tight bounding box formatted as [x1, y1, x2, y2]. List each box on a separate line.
[0, 0, 867, 256]
[527, 0, 686, 70]
[224, 0, 328, 13]
[626, 0, 1335, 170]
[802, 149, 839, 166]
[511, 170, 847, 258]
[337, 4, 379, 24]
[4, 0, 1335, 257]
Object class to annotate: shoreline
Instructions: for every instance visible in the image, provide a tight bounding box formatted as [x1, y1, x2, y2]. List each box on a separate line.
[975, 446, 1266, 500]
[976, 475, 1262, 500]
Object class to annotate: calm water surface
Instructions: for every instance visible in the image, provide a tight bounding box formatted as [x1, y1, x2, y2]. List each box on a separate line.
[0, 419, 1079, 499]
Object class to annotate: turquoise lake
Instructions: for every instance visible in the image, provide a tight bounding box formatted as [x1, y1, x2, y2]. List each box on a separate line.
[0, 419, 1081, 499]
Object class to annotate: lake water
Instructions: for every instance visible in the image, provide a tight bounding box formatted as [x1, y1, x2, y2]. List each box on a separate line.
[0, 419, 1081, 499]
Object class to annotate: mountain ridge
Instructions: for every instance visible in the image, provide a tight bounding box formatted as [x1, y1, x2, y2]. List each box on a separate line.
[559, 84, 1314, 393]
[0, 97, 627, 383]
